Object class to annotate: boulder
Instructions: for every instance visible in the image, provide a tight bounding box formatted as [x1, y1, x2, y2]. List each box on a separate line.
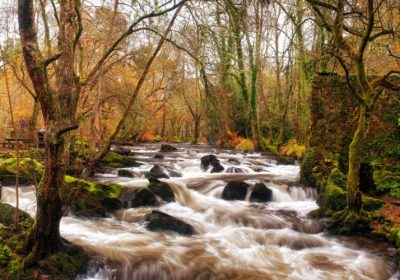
[201, 155, 224, 173]
[0, 203, 33, 226]
[153, 154, 164, 159]
[148, 178, 175, 202]
[160, 144, 178, 152]
[0, 158, 44, 186]
[226, 167, 245, 173]
[145, 210, 195, 235]
[63, 176, 123, 217]
[117, 169, 135, 178]
[222, 181, 249, 201]
[147, 164, 169, 179]
[131, 187, 159, 208]
[211, 164, 224, 173]
[249, 183, 273, 202]
[100, 151, 140, 168]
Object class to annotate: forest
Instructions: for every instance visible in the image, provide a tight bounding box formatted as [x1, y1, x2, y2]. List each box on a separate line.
[0, 0, 399, 279]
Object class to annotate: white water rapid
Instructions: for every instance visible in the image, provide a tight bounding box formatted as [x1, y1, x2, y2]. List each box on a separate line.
[1, 144, 398, 280]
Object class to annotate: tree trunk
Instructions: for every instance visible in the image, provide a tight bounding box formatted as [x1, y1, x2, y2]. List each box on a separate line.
[347, 104, 370, 212]
[27, 133, 64, 260]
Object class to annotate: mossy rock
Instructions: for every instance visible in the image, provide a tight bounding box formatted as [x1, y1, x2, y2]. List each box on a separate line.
[300, 150, 318, 187]
[37, 245, 88, 279]
[0, 158, 44, 186]
[317, 183, 347, 215]
[329, 209, 371, 235]
[100, 151, 140, 168]
[63, 176, 123, 217]
[0, 203, 33, 227]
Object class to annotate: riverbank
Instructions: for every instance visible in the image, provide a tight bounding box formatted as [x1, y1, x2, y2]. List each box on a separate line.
[0, 143, 399, 279]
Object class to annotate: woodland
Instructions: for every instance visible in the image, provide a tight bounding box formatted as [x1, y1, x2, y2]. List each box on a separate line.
[0, 0, 399, 279]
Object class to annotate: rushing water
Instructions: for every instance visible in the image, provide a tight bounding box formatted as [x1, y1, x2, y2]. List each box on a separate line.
[1, 144, 398, 280]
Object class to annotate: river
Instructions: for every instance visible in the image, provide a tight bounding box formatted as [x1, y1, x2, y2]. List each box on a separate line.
[1, 144, 398, 279]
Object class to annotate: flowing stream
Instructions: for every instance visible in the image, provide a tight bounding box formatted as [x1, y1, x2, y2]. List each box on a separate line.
[1, 144, 398, 280]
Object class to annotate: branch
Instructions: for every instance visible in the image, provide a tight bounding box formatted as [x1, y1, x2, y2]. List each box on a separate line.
[369, 28, 394, 41]
[82, 0, 188, 86]
[57, 124, 79, 137]
[371, 70, 400, 88]
[335, 54, 366, 106]
[43, 52, 62, 67]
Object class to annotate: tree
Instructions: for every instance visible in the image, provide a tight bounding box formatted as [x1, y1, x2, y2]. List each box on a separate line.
[306, 0, 400, 232]
[17, 0, 188, 262]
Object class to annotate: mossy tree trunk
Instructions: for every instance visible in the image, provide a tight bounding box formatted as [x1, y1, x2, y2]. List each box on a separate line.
[306, 0, 400, 232]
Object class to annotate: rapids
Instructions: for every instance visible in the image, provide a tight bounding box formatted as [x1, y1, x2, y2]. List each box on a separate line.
[1, 144, 398, 280]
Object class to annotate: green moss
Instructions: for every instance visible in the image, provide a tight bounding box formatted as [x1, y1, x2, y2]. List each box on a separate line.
[0, 158, 44, 185]
[0, 203, 33, 227]
[38, 248, 88, 278]
[100, 151, 139, 168]
[327, 168, 346, 189]
[374, 168, 400, 198]
[300, 149, 318, 187]
[330, 209, 371, 235]
[63, 176, 123, 217]
[362, 196, 384, 211]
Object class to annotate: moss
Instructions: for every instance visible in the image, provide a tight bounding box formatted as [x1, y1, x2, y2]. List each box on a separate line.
[327, 168, 347, 189]
[300, 150, 317, 187]
[0, 203, 33, 227]
[63, 176, 123, 217]
[373, 168, 400, 198]
[38, 247, 88, 278]
[329, 209, 371, 235]
[0, 235, 24, 279]
[362, 196, 384, 211]
[100, 151, 139, 168]
[0, 158, 44, 185]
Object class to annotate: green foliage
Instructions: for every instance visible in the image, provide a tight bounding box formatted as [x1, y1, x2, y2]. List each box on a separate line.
[373, 166, 400, 198]
[0, 238, 23, 279]
[327, 168, 346, 189]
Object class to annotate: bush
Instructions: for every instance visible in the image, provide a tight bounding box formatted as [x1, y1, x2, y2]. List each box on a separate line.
[280, 139, 306, 159]
[235, 139, 255, 152]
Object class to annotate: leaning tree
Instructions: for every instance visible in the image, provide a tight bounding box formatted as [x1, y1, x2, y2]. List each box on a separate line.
[17, 0, 187, 262]
[305, 0, 400, 231]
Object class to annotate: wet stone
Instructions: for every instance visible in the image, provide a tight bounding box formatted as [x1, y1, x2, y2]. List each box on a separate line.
[250, 183, 273, 202]
[147, 164, 169, 179]
[222, 181, 249, 201]
[145, 210, 195, 235]
[117, 169, 135, 178]
[160, 144, 178, 152]
[148, 178, 175, 202]
[131, 188, 159, 208]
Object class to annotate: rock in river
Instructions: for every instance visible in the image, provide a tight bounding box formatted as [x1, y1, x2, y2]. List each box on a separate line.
[148, 178, 175, 202]
[145, 210, 195, 235]
[249, 183, 273, 202]
[222, 181, 249, 201]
